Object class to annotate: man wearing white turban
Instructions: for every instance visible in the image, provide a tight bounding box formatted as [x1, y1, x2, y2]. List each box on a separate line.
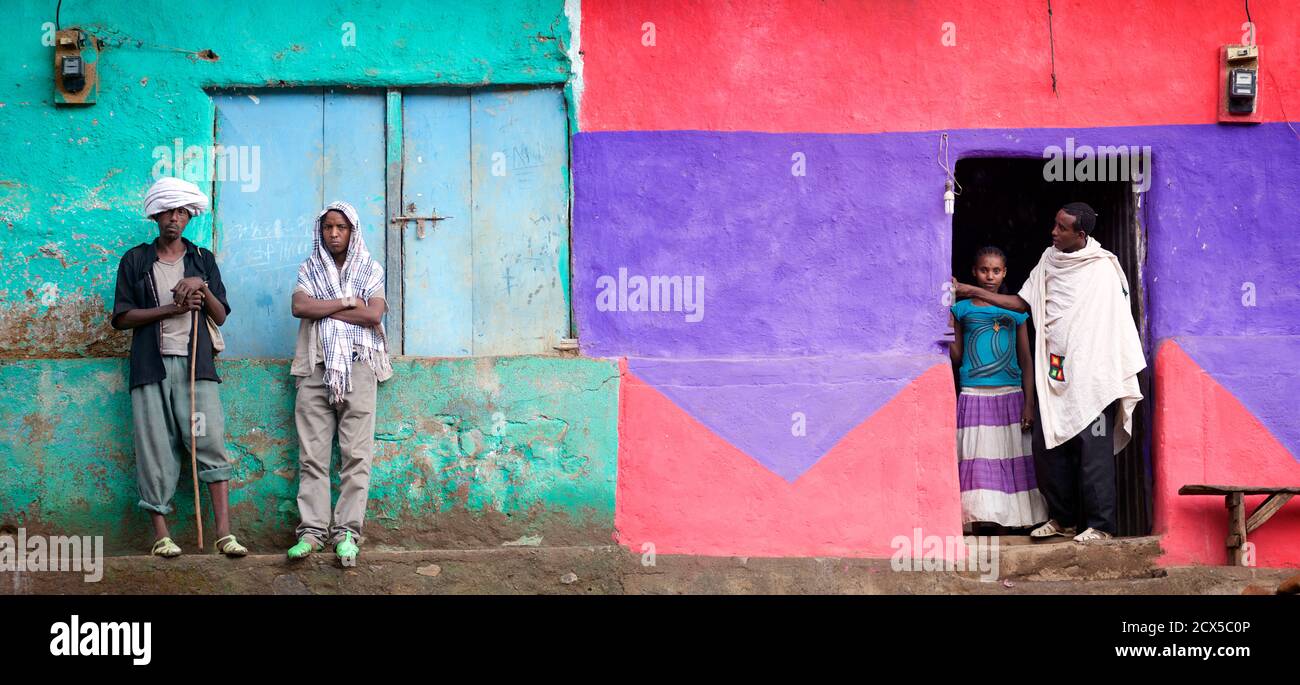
[142, 176, 210, 219]
[110, 176, 247, 558]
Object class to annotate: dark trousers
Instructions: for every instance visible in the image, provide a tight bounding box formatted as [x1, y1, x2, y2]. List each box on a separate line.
[1032, 401, 1118, 534]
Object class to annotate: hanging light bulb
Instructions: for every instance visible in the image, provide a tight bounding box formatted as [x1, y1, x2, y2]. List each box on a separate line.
[944, 179, 955, 215]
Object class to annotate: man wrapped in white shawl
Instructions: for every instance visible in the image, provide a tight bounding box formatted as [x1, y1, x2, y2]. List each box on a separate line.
[1019, 234, 1146, 453]
[296, 201, 391, 404]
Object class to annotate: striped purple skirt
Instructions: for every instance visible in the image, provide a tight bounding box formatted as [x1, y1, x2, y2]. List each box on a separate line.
[957, 386, 1048, 528]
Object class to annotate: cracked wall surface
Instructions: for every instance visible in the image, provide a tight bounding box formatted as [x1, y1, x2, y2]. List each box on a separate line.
[0, 357, 617, 554]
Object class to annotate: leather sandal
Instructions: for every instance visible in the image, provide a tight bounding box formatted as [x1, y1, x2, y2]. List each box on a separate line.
[1073, 527, 1114, 542]
[151, 537, 182, 558]
[213, 534, 249, 557]
[1030, 519, 1076, 538]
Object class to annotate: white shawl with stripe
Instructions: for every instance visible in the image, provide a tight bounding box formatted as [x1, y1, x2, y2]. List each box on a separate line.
[1019, 237, 1146, 451]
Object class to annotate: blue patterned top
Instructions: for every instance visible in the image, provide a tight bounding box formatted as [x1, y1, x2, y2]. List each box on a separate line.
[951, 298, 1029, 388]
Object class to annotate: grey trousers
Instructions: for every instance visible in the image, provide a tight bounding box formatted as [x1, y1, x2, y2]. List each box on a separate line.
[294, 362, 377, 546]
[131, 355, 232, 515]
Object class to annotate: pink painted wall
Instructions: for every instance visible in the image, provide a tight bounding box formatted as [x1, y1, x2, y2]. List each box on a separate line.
[1154, 342, 1300, 567]
[615, 361, 960, 557]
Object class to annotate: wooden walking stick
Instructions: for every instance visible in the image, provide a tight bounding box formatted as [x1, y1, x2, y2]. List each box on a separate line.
[189, 308, 204, 550]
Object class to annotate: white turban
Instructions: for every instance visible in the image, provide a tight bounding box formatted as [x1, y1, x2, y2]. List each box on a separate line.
[143, 176, 209, 219]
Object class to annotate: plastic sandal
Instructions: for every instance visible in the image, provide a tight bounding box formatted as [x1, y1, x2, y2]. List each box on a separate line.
[213, 534, 249, 557]
[287, 538, 322, 560]
[1030, 519, 1076, 538]
[335, 532, 359, 567]
[151, 537, 182, 558]
[1073, 527, 1113, 543]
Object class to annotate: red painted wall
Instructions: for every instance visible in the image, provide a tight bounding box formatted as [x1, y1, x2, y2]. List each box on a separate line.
[1154, 341, 1300, 567]
[615, 361, 961, 558]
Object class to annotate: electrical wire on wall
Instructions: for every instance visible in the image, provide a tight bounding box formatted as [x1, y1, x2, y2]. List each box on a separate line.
[54, 0, 218, 60]
[1268, 71, 1300, 143]
[1046, 0, 1059, 97]
[1239, 0, 1300, 143]
[87, 25, 219, 61]
[937, 132, 962, 215]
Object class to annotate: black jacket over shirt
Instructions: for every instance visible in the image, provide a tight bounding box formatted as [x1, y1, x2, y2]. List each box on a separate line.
[111, 237, 231, 390]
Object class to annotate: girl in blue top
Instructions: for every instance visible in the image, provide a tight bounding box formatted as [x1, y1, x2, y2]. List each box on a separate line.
[949, 247, 1047, 533]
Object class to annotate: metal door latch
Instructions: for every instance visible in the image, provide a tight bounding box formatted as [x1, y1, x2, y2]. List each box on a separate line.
[390, 203, 452, 238]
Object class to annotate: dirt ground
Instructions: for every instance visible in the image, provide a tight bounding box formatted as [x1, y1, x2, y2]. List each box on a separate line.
[4, 536, 1299, 595]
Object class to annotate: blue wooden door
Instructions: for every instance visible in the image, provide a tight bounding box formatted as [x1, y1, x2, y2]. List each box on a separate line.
[214, 87, 566, 358]
[213, 89, 386, 357]
[401, 86, 570, 356]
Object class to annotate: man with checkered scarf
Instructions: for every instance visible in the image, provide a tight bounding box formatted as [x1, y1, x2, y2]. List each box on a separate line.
[286, 201, 392, 566]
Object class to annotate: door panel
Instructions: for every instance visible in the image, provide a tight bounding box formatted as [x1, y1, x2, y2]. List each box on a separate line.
[324, 90, 387, 263]
[401, 86, 569, 357]
[215, 90, 387, 357]
[214, 92, 323, 358]
[401, 89, 473, 356]
[469, 87, 570, 355]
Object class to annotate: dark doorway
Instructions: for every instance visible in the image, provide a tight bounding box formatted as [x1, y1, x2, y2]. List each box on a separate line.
[951, 157, 1153, 537]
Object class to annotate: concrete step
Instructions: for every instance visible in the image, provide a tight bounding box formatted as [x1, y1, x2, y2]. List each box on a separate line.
[988, 535, 1165, 581]
[4, 542, 1296, 595]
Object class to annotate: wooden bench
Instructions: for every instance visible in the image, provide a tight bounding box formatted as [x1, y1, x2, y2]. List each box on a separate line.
[1178, 485, 1300, 565]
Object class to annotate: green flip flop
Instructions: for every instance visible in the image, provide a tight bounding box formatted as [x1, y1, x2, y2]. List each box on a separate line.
[287, 537, 322, 560]
[335, 532, 359, 567]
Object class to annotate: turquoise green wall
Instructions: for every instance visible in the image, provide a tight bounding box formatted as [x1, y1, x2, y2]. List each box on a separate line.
[0, 1, 615, 553]
[0, 0, 574, 356]
[0, 357, 617, 554]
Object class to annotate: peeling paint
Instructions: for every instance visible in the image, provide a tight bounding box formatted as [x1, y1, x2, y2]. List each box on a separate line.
[0, 295, 129, 358]
[0, 0, 574, 358]
[0, 356, 616, 554]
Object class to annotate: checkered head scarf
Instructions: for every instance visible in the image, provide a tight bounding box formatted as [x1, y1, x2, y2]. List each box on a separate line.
[297, 201, 388, 404]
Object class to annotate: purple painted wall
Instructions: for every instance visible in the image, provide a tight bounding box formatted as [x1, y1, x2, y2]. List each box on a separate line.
[575, 124, 1300, 467]
[573, 131, 949, 358]
[578, 125, 1300, 346]
[1174, 337, 1300, 465]
[626, 355, 937, 481]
